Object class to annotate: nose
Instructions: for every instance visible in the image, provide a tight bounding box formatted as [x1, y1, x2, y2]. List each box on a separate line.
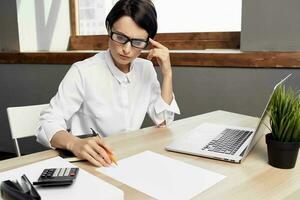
[122, 42, 131, 55]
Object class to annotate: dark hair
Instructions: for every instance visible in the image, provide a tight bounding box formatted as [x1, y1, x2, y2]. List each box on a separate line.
[105, 0, 157, 38]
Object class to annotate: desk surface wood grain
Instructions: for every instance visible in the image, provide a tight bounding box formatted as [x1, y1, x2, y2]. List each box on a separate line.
[1, 110, 299, 200]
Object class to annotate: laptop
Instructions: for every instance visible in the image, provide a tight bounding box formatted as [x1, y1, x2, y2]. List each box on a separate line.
[165, 74, 291, 163]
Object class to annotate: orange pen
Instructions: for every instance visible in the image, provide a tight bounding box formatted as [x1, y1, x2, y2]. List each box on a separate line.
[90, 128, 118, 166]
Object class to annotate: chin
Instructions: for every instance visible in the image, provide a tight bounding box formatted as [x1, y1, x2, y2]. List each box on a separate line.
[117, 59, 131, 66]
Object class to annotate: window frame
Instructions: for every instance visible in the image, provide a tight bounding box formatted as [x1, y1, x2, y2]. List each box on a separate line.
[68, 0, 240, 51]
[0, 0, 298, 68]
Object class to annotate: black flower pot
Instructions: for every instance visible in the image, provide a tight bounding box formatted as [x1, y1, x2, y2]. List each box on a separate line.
[265, 133, 300, 169]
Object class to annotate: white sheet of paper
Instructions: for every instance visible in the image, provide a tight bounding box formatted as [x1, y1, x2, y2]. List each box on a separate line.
[0, 157, 123, 200]
[98, 151, 225, 200]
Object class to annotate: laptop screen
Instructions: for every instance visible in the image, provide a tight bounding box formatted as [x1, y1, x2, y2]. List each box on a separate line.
[242, 74, 291, 159]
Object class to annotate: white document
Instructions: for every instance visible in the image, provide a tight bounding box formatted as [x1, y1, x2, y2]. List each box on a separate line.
[98, 151, 225, 200]
[0, 157, 123, 200]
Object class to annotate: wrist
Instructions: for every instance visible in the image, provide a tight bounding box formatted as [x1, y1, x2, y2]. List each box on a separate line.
[66, 135, 80, 152]
[163, 72, 172, 80]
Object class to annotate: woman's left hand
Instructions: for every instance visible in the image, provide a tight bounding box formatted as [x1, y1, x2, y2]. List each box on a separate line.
[147, 38, 172, 77]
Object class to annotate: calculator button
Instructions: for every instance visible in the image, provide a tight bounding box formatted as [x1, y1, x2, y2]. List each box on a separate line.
[58, 168, 66, 177]
[53, 168, 60, 177]
[70, 168, 77, 176]
[64, 168, 71, 176]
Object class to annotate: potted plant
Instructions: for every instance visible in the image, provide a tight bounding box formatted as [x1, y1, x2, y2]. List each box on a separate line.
[266, 84, 300, 169]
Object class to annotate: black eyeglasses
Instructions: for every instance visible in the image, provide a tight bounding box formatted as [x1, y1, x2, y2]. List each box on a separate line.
[110, 31, 149, 49]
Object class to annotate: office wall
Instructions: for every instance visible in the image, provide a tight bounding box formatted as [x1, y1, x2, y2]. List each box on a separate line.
[241, 0, 300, 51]
[0, 63, 299, 154]
[0, 65, 70, 154]
[0, 0, 20, 51]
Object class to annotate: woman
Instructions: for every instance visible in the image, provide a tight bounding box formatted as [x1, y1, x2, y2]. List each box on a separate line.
[36, 0, 180, 167]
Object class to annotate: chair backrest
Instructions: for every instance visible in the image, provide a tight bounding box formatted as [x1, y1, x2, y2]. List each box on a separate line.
[6, 104, 48, 156]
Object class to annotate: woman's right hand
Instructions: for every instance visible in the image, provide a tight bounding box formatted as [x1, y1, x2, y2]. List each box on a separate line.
[68, 136, 113, 167]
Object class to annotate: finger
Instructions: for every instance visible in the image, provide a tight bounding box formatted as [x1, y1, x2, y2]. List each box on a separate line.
[89, 148, 111, 167]
[149, 38, 165, 49]
[147, 49, 165, 61]
[95, 137, 113, 154]
[101, 143, 113, 154]
[91, 142, 112, 165]
[84, 144, 110, 167]
[81, 151, 104, 167]
[147, 49, 154, 60]
[147, 49, 164, 61]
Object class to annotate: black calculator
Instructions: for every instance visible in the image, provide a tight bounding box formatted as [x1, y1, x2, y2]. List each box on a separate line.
[33, 168, 79, 187]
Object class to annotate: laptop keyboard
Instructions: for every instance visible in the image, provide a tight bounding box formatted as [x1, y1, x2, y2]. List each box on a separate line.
[202, 128, 253, 155]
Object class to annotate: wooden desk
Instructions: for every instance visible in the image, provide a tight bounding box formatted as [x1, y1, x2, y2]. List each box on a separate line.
[1, 110, 299, 200]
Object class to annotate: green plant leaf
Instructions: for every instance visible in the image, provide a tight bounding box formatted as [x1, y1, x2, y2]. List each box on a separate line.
[268, 84, 300, 142]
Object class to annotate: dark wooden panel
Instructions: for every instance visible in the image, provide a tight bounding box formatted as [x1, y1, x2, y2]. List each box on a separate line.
[68, 32, 240, 50]
[0, 52, 95, 65]
[69, 35, 109, 50]
[1, 51, 300, 68]
[69, 0, 78, 36]
[155, 32, 240, 41]
[166, 52, 300, 68]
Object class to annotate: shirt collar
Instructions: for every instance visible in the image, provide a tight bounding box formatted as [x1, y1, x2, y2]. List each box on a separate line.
[104, 50, 134, 84]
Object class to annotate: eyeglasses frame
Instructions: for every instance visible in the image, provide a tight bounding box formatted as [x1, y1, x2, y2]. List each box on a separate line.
[109, 31, 149, 49]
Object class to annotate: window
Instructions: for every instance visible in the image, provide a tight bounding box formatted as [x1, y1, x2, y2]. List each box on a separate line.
[77, 0, 118, 35]
[153, 0, 241, 33]
[69, 0, 241, 50]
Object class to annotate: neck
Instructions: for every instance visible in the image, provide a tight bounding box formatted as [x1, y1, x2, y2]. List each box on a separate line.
[116, 63, 130, 73]
[109, 52, 130, 73]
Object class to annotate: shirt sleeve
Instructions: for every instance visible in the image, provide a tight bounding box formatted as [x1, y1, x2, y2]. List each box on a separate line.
[147, 70, 180, 126]
[36, 64, 85, 148]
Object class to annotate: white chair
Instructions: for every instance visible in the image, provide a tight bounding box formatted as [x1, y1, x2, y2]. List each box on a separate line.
[6, 104, 48, 157]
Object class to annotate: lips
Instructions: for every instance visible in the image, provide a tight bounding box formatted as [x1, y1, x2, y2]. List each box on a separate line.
[119, 54, 131, 59]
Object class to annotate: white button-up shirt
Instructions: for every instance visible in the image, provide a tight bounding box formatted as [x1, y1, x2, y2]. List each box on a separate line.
[36, 50, 180, 148]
